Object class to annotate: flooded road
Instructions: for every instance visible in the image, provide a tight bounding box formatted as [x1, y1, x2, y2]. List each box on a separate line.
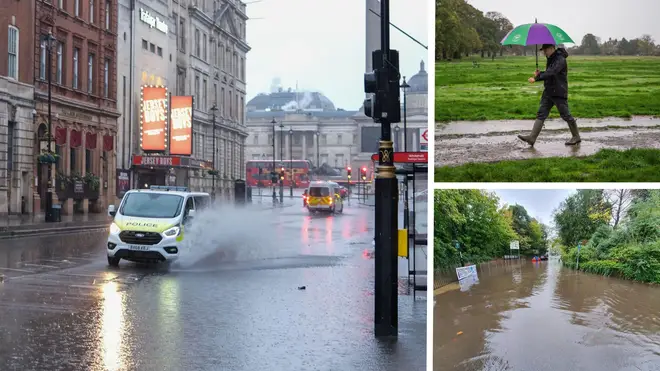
[434, 259, 660, 371]
[0, 203, 426, 371]
[435, 116, 660, 166]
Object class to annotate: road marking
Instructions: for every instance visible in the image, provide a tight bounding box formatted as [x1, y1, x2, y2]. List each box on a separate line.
[0, 267, 33, 273]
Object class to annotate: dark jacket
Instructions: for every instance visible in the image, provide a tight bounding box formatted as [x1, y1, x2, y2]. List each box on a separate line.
[535, 48, 569, 98]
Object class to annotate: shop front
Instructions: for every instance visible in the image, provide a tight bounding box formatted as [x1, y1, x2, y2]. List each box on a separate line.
[131, 155, 212, 190]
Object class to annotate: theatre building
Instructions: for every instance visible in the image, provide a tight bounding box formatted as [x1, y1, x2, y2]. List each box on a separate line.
[34, 0, 119, 214]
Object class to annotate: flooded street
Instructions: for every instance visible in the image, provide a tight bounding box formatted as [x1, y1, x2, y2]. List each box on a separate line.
[435, 117, 660, 166]
[434, 259, 660, 371]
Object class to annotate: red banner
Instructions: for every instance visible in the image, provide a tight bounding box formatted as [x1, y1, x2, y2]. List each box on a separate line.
[70, 130, 82, 148]
[85, 132, 97, 149]
[103, 135, 114, 152]
[169, 96, 193, 155]
[140, 86, 168, 151]
[55, 127, 67, 145]
[370, 152, 428, 163]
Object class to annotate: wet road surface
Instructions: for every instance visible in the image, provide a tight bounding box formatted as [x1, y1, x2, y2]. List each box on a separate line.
[0, 203, 426, 371]
[435, 117, 660, 166]
[434, 259, 660, 371]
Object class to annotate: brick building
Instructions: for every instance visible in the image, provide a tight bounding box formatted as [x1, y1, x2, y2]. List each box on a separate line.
[0, 3, 37, 216]
[34, 0, 120, 215]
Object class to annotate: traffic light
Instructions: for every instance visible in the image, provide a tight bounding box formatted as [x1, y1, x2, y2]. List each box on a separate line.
[361, 167, 367, 181]
[363, 49, 401, 124]
[280, 167, 285, 181]
[271, 171, 278, 184]
[347, 166, 352, 179]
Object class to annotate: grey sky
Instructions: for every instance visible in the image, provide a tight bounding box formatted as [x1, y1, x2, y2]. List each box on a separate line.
[245, 0, 428, 110]
[493, 189, 576, 228]
[467, 0, 660, 44]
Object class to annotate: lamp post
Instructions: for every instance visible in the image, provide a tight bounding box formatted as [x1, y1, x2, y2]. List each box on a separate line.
[44, 30, 56, 223]
[289, 127, 293, 197]
[271, 118, 277, 203]
[279, 122, 284, 203]
[394, 125, 400, 152]
[401, 76, 410, 152]
[210, 104, 218, 202]
[401, 77, 411, 234]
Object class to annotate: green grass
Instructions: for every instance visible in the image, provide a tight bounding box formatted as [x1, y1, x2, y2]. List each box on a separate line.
[435, 56, 660, 122]
[434, 148, 660, 182]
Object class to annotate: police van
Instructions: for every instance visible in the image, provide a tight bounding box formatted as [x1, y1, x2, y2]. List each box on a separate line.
[106, 186, 211, 267]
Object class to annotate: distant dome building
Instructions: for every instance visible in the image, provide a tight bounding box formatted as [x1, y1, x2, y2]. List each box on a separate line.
[244, 61, 428, 174]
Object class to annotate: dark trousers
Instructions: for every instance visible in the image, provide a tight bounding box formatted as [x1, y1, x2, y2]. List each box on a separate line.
[536, 93, 576, 123]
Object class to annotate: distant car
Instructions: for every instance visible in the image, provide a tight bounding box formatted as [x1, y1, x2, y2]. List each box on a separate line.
[540, 254, 548, 261]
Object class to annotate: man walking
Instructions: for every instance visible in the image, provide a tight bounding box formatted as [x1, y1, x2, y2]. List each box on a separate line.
[518, 44, 581, 146]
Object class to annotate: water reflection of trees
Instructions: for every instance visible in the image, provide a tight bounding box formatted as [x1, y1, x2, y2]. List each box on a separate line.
[435, 260, 548, 370]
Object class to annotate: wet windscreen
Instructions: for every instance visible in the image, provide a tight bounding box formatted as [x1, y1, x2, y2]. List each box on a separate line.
[309, 187, 330, 197]
[120, 193, 184, 218]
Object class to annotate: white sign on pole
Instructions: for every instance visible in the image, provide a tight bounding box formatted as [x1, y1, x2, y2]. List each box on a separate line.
[455, 265, 478, 281]
[420, 129, 428, 152]
[510, 241, 520, 250]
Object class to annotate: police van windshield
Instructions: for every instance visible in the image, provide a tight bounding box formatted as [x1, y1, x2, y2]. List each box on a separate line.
[120, 193, 184, 218]
[309, 187, 330, 197]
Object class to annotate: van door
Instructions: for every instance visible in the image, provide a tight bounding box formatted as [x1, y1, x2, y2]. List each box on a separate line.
[183, 197, 195, 224]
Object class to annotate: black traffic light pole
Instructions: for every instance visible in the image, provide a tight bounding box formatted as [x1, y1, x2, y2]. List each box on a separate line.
[279, 123, 284, 204]
[271, 118, 277, 203]
[364, 0, 400, 338]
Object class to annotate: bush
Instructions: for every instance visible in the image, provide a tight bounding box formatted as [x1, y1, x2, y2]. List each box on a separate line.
[579, 260, 624, 277]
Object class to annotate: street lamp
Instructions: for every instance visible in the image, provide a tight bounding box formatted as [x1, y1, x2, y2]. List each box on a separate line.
[271, 118, 277, 203]
[44, 30, 56, 223]
[279, 122, 284, 203]
[289, 127, 293, 197]
[210, 104, 218, 201]
[394, 125, 400, 152]
[401, 76, 410, 152]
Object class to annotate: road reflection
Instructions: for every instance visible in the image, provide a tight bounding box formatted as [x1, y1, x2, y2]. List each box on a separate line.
[101, 281, 124, 371]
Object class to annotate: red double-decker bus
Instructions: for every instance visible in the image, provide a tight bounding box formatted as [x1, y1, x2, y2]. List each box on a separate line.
[246, 160, 313, 188]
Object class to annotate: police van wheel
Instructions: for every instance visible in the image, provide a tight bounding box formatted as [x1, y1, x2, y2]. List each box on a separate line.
[107, 256, 120, 267]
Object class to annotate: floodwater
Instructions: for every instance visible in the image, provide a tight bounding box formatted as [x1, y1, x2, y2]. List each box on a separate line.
[434, 259, 660, 371]
[435, 116, 660, 166]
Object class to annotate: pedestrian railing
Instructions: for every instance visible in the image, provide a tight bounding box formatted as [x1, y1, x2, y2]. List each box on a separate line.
[434, 266, 460, 289]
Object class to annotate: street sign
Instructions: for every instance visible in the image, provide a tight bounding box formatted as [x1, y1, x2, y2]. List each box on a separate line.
[370, 152, 428, 163]
[510, 241, 520, 250]
[456, 265, 477, 281]
[420, 129, 428, 152]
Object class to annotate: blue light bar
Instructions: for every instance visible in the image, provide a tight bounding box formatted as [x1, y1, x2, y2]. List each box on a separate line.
[150, 186, 188, 192]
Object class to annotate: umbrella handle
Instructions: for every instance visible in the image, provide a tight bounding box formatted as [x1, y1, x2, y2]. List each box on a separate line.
[535, 44, 539, 70]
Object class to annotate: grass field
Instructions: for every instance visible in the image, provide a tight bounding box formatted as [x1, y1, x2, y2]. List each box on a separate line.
[435, 56, 660, 122]
[434, 148, 660, 182]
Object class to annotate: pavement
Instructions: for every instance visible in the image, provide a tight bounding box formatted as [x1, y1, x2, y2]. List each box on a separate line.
[435, 116, 660, 166]
[0, 200, 426, 370]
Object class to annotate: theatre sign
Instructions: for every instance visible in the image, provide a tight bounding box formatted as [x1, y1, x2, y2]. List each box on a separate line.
[140, 8, 168, 34]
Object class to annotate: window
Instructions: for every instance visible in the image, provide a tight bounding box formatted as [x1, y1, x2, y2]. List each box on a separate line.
[229, 93, 232, 118]
[179, 18, 185, 52]
[203, 79, 207, 110]
[121, 193, 184, 218]
[240, 57, 244, 80]
[337, 134, 342, 144]
[39, 38, 46, 80]
[105, 0, 110, 30]
[177, 70, 185, 95]
[203, 33, 207, 60]
[194, 29, 200, 56]
[194, 76, 200, 109]
[103, 58, 109, 98]
[74, 0, 80, 16]
[73, 47, 79, 89]
[240, 97, 244, 124]
[56, 42, 63, 84]
[85, 149, 92, 173]
[70, 148, 77, 173]
[221, 87, 225, 115]
[213, 83, 217, 104]
[142, 39, 147, 50]
[59, 0, 64, 9]
[89, 0, 95, 23]
[217, 43, 222, 67]
[157, 46, 162, 57]
[88, 54, 94, 93]
[7, 26, 18, 79]
[149, 43, 155, 53]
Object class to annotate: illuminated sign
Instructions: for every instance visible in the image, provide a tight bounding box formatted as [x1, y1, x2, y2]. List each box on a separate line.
[169, 96, 193, 156]
[140, 8, 168, 34]
[140, 86, 168, 152]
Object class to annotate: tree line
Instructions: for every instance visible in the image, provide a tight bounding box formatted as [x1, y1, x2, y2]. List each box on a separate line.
[436, 0, 660, 60]
[434, 190, 548, 270]
[553, 190, 659, 283]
